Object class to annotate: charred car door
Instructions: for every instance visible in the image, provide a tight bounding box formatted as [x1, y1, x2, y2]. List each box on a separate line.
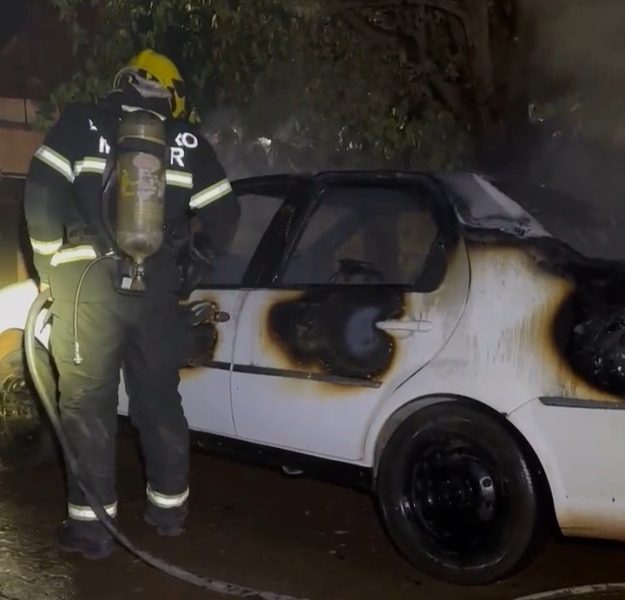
[230, 176, 470, 460]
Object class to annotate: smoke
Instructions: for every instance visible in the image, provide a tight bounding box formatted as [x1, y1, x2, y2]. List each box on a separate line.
[533, 0, 625, 82]
[199, 106, 312, 180]
[201, 0, 625, 236]
[531, 0, 625, 145]
[514, 0, 625, 237]
[199, 104, 380, 181]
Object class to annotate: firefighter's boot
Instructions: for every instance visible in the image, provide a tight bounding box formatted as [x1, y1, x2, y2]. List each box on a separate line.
[56, 520, 114, 560]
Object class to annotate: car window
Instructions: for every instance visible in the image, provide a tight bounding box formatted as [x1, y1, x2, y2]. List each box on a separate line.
[206, 193, 284, 286]
[282, 185, 438, 286]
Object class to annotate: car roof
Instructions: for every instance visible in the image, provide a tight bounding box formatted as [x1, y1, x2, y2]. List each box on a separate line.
[233, 170, 625, 265]
[437, 172, 625, 263]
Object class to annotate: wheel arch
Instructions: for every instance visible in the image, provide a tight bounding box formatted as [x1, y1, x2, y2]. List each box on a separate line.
[372, 394, 557, 526]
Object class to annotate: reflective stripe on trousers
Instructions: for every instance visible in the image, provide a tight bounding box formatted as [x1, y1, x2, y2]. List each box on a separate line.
[146, 483, 189, 509]
[68, 502, 118, 521]
[30, 237, 63, 255]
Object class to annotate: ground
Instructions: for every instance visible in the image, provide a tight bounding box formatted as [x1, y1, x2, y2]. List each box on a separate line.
[2, 435, 625, 600]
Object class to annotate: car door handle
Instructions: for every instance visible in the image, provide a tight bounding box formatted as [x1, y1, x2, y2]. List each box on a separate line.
[189, 301, 230, 324]
[212, 310, 230, 323]
[375, 319, 433, 333]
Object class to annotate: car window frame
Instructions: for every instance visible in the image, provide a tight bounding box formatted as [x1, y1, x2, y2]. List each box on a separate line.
[240, 177, 317, 288]
[267, 176, 460, 293]
[192, 176, 311, 290]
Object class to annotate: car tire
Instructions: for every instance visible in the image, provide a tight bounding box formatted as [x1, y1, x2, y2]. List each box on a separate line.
[377, 401, 545, 585]
[0, 342, 59, 471]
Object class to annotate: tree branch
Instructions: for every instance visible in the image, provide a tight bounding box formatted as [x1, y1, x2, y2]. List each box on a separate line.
[324, 0, 466, 23]
[414, 4, 427, 62]
[325, 0, 403, 11]
[430, 75, 467, 117]
[340, 11, 399, 49]
[409, 0, 466, 22]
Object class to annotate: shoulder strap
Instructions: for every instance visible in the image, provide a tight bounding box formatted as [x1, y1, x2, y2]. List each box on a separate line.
[71, 107, 119, 255]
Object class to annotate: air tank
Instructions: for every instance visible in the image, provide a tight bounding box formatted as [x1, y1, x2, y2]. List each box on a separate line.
[115, 111, 167, 291]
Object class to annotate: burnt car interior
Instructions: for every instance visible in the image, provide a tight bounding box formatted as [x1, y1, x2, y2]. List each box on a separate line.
[555, 271, 625, 397]
[280, 185, 440, 287]
[202, 175, 459, 292]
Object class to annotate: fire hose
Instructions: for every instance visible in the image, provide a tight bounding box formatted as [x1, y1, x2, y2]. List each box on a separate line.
[24, 285, 308, 600]
[512, 583, 625, 599]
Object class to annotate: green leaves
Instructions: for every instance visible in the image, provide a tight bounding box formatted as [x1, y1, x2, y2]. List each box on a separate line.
[42, 0, 523, 169]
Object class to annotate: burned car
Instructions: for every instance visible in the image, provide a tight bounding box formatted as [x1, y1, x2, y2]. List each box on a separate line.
[2, 170, 625, 585]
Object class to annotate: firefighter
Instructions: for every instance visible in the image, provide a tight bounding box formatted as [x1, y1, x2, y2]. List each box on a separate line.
[24, 50, 240, 559]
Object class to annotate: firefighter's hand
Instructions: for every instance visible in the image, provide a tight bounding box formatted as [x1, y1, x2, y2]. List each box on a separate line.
[38, 283, 50, 293]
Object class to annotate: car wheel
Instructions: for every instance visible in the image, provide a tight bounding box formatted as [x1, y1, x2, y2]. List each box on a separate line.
[0, 343, 58, 471]
[377, 401, 545, 585]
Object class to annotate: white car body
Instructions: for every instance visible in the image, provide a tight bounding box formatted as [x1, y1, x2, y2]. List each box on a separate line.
[3, 170, 625, 547]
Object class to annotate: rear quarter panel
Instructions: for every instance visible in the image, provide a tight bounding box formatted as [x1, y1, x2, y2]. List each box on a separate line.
[364, 244, 623, 464]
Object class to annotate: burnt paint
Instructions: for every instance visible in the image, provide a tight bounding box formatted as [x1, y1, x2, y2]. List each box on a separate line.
[467, 236, 625, 400]
[267, 288, 405, 382]
[526, 235, 625, 399]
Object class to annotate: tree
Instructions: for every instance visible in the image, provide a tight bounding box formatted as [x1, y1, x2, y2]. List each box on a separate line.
[43, 0, 539, 172]
[318, 0, 539, 161]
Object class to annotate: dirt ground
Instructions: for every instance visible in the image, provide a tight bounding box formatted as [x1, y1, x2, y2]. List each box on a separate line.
[2, 434, 625, 600]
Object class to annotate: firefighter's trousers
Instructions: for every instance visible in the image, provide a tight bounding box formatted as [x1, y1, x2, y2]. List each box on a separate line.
[49, 292, 189, 539]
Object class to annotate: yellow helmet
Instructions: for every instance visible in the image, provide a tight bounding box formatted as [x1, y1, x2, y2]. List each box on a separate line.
[115, 49, 186, 119]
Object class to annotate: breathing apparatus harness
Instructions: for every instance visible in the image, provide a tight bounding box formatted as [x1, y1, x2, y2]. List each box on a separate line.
[23, 108, 307, 600]
[69, 109, 169, 363]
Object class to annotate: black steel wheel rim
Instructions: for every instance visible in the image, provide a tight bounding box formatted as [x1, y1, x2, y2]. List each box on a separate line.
[400, 430, 509, 561]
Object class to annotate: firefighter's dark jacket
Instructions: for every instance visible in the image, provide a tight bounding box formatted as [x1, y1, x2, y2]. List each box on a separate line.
[24, 95, 241, 301]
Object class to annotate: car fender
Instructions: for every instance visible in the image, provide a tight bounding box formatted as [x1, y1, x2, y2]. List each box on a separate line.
[361, 330, 540, 467]
[365, 386, 535, 472]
